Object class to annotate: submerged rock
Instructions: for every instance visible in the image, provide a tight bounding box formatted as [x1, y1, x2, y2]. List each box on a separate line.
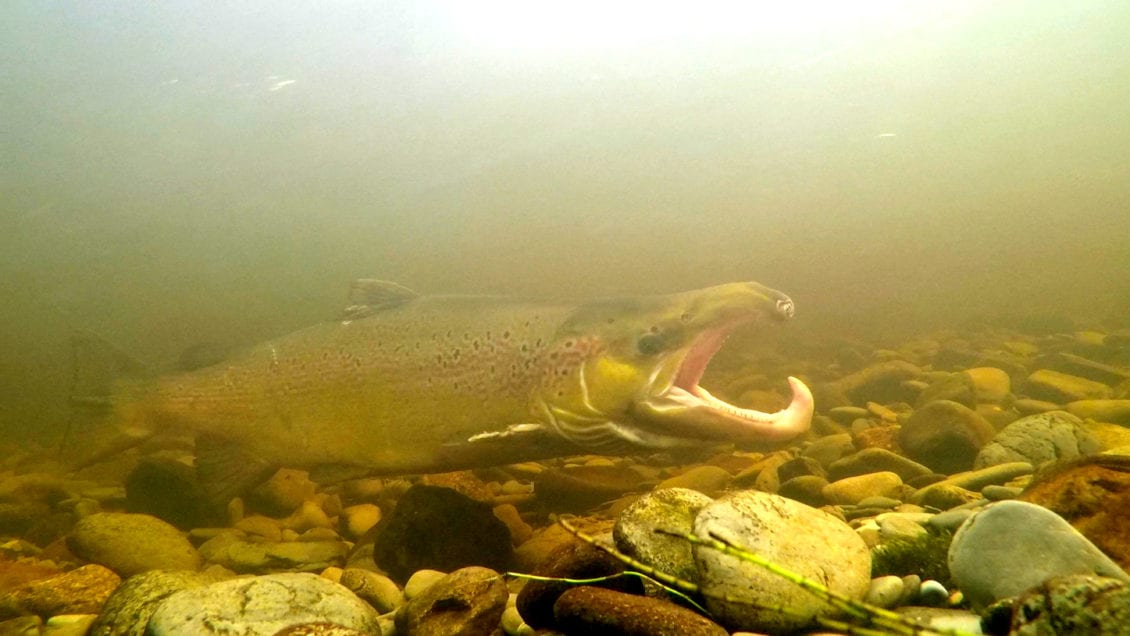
[947, 500, 1130, 610]
[554, 586, 727, 636]
[394, 566, 507, 636]
[373, 484, 512, 584]
[613, 487, 713, 584]
[974, 410, 1100, 469]
[146, 573, 381, 636]
[691, 490, 871, 633]
[1010, 575, 1130, 635]
[0, 564, 120, 619]
[1019, 454, 1130, 569]
[197, 532, 348, 573]
[66, 512, 201, 577]
[91, 569, 228, 636]
[516, 539, 640, 630]
[899, 400, 995, 474]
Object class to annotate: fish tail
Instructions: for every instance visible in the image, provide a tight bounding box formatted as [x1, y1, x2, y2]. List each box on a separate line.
[62, 330, 155, 467]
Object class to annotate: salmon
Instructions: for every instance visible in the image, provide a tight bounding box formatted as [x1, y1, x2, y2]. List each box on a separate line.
[73, 280, 813, 500]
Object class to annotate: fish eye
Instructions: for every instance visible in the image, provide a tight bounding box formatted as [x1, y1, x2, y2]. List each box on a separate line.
[637, 333, 666, 355]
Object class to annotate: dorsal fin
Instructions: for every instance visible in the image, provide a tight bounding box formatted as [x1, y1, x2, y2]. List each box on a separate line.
[341, 279, 419, 320]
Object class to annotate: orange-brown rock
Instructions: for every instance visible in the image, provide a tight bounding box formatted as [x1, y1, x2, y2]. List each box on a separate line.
[1019, 455, 1130, 570]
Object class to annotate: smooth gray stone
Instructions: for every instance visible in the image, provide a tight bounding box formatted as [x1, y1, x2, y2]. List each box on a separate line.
[948, 500, 1130, 609]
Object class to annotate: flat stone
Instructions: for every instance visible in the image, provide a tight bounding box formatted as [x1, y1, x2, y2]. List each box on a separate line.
[147, 572, 380, 636]
[197, 532, 348, 573]
[1067, 399, 1130, 424]
[948, 500, 1130, 609]
[827, 448, 934, 482]
[692, 490, 871, 632]
[655, 466, 732, 496]
[822, 471, 904, 506]
[1026, 369, 1113, 402]
[66, 512, 201, 577]
[554, 586, 727, 635]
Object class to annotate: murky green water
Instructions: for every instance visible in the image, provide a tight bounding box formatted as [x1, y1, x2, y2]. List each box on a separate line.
[3, 1, 1130, 445]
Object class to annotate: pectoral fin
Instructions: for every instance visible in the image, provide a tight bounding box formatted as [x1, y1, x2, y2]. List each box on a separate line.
[437, 423, 586, 468]
[195, 433, 277, 507]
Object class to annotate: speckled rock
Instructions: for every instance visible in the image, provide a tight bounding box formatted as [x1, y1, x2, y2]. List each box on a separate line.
[822, 471, 903, 505]
[554, 586, 727, 636]
[394, 566, 507, 636]
[613, 487, 713, 583]
[272, 624, 371, 636]
[147, 572, 380, 636]
[692, 490, 871, 632]
[197, 531, 348, 573]
[66, 512, 201, 577]
[1019, 454, 1130, 569]
[1010, 575, 1130, 635]
[0, 564, 120, 619]
[1027, 369, 1113, 402]
[974, 410, 1100, 469]
[516, 539, 641, 629]
[90, 569, 227, 636]
[899, 400, 996, 474]
[826, 447, 933, 482]
[948, 500, 1130, 609]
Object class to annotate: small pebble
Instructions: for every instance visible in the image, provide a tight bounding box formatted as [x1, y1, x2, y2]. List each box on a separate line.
[403, 569, 447, 599]
[918, 579, 950, 606]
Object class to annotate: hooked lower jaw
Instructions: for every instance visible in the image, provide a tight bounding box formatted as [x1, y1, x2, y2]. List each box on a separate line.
[643, 375, 814, 442]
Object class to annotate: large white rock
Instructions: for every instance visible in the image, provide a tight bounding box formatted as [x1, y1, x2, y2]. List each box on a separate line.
[146, 572, 381, 635]
[692, 490, 871, 633]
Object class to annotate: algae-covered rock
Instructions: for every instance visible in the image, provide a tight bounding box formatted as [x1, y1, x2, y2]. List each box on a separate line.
[692, 490, 871, 633]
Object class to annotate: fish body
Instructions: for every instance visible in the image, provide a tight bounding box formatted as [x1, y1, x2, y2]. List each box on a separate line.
[78, 281, 813, 497]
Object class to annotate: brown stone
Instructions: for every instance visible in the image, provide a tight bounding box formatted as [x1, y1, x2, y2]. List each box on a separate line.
[1019, 455, 1130, 570]
[554, 586, 727, 636]
[900, 400, 995, 474]
[0, 564, 120, 619]
[395, 566, 507, 636]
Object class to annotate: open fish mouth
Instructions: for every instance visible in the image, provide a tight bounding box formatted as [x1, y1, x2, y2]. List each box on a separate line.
[635, 319, 814, 444]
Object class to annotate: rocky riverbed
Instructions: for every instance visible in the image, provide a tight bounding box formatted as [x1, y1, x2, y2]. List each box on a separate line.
[2, 324, 1130, 635]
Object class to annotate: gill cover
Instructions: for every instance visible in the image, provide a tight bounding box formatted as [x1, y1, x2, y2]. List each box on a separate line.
[532, 281, 813, 452]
